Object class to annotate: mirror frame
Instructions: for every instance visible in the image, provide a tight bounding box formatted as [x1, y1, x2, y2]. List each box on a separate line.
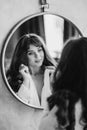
[1, 12, 83, 109]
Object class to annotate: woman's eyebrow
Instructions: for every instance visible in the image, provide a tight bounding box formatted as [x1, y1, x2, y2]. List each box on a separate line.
[37, 46, 41, 48]
[27, 49, 34, 53]
[38, 46, 42, 50]
[28, 49, 33, 51]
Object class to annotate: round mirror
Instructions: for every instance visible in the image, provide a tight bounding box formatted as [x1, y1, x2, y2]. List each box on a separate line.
[1, 12, 82, 109]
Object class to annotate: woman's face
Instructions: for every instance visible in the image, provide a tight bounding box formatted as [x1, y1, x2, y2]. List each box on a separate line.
[27, 44, 44, 68]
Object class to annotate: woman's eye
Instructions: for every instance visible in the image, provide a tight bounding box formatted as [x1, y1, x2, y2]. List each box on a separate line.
[38, 48, 42, 52]
[28, 52, 33, 55]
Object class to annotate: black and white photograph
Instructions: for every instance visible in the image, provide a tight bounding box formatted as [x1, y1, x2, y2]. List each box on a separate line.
[0, 0, 87, 130]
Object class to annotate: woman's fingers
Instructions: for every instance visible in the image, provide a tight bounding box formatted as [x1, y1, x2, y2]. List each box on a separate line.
[46, 66, 55, 70]
[19, 64, 30, 85]
[19, 64, 29, 74]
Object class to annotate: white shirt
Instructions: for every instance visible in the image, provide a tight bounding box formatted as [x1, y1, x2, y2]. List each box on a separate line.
[17, 68, 52, 109]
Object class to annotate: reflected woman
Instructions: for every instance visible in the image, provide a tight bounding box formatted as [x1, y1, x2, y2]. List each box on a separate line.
[7, 33, 56, 108]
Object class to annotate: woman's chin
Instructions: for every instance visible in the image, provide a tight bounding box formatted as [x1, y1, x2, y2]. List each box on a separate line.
[35, 62, 43, 67]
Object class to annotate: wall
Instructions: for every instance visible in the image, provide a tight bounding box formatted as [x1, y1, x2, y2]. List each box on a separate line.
[0, 0, 87, 130]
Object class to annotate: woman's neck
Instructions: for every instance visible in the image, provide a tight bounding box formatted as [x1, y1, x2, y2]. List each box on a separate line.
[29, 66, 43, 76]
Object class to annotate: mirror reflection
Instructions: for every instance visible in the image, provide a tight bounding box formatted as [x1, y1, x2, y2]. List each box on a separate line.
[3, 13, 82, 109]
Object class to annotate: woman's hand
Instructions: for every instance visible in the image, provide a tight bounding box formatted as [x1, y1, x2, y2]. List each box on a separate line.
[19, 64, 30, 86]
[46, 66, 55, 83]
[46, 66, 55, 74]
[38, 106, 58, 130]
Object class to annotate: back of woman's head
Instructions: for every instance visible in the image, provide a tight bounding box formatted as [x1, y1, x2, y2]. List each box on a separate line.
[52, 37, 87, 127]
[53, 37, 87, 98]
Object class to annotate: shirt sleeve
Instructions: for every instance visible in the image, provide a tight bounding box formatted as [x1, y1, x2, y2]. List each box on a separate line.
[16, 84, 30, 104]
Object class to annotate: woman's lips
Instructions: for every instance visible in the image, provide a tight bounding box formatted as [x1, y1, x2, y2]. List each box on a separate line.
[35, 59, 42, 63]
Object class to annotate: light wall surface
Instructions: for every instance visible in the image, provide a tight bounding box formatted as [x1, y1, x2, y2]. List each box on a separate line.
[0, 0, 87, 130]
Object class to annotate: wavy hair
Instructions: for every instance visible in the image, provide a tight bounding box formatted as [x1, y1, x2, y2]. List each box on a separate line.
[52, 37, 87, 129]
[47, 89, 79, 130]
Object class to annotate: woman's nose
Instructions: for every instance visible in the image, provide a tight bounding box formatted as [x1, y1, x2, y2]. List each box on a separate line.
[35, 52, 41, 59]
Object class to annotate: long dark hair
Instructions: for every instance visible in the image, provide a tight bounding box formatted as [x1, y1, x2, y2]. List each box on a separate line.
[7, 33, 56, 92]
[47, 90, 79, 130]
[52, 37, 87, 129]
